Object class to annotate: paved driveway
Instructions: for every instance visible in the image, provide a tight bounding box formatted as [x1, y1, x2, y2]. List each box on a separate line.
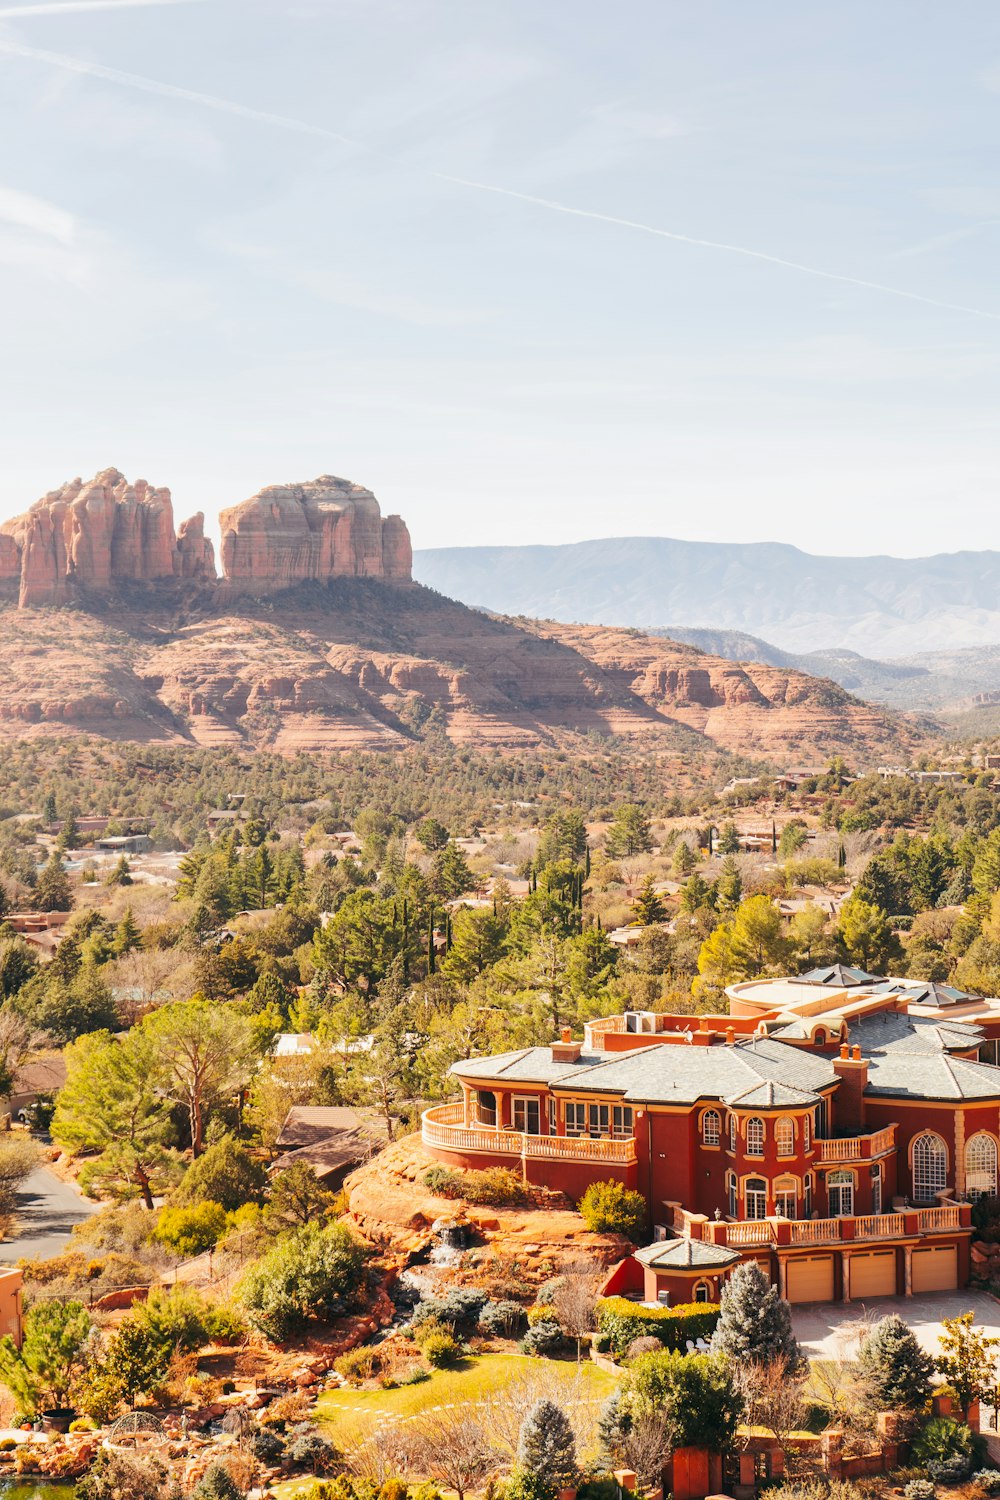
[793, 1290, 1000, 1359]
[0, 1165, 97, 1265]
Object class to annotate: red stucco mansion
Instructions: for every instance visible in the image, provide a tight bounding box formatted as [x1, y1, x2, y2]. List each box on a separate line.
[421, 968, 1000, 1306]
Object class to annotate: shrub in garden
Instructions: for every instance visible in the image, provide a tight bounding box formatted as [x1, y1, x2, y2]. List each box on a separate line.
[287, 1431, 338, 1473]
[423, 1164, 525, 1206]
[911, 1417, 980, 1481]
[154, 1201, 228, 1257]
[974, 1473, 1000, 1495]
[421, 1330, 461, 1367]
[191, 1464, 244, 1500]
[624, 1335, 663, 1361]
[334, 1346, 380, 1385]
[519, 1320, 565, 1356]
[239, 1221, 368, 1340]
[578, 1181, 647, 1240]
[479, 1300, 526, 1336]
[251, 1427, 285, 1463]
[412, 1288, 486, 1329]
[595, 1297, 720, 1359]
[903, 1483, 935, 1500]
[172, 1136, 268, 1213]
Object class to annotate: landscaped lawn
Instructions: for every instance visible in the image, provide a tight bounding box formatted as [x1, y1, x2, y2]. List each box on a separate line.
[315, 1351, 618, 1442]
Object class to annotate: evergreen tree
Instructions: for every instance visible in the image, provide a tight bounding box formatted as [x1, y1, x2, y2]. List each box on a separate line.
[631, 874, 666, 926]
[715, 857, 743, 913]
[717, 822, 741, 855]
[710, 1262, 804, 1375]
[42, 790, 57, 824]
[605, 804, 653, 860]
[430, 841, 473, 899]
[35, 852, 72, 912]
[57, 808, 80, 851]
[858, 1314, 933, 1410]
[672, 840, 697, 877]
[836, 894, 902, 972]
[537, 810, 588, 867]
[112, 907, 142, 956]
[516, 1398, 577, 1486]
[415, 816, 450, 852]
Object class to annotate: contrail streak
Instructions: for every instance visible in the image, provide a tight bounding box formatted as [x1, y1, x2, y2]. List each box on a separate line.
[2, 35, 996, 324]
[0, 0, 195, 17]
[438, 174, 1000, 323]
[0, 38, 359, 145]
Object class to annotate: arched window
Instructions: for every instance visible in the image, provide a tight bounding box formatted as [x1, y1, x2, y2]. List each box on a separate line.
[828, 1169, 854, 1217]
[966, 1133, 998, 1200]
[702, 1109, 721, 1146]
[775, 1118, 794, 1156]
[745, 1176, 767, 1219]
[746, 1117, 765, 1156]
[726, 1171, 737, 1219]
[774, 1176, 797, 1219]
[693, 1280, 711, 1303]
[912, 1132, 948, 1204]
[729, 1113, 737, 1151]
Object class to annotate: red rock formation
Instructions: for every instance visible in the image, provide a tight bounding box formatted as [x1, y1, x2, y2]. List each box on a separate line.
[2, 469, 217, 607]
[175, 513, 215, 579]
[219, 475, 412, 589]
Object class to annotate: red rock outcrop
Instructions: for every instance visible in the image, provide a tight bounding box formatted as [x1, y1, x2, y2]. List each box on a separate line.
[218, 475, 412, 589]
[1, 468, 216, 607]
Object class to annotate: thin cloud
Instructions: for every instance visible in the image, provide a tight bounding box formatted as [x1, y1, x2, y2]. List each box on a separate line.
[0, 183, 74, 242]
[3, 35, 998, 324]
[0, 0, 196, 16]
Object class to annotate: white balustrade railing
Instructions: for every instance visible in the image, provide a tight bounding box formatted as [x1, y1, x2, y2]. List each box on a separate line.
[421, 1105, 637, 1164]
[854, 1213, 905, 1239]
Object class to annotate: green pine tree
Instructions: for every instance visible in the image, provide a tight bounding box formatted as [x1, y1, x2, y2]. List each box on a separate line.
[710, 1261, 804, 1374]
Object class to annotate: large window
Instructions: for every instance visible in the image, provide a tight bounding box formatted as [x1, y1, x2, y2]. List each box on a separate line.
[588, 1103, 610, 1138]
[912, 1132, 948, 1204]
[815, 1098, 828, 1138]
[775, 1118, 794, 1156]
[966, 1133, 998, 1200]
[703, 1109, 721, 1146]
[513, 1097, 540, 1134]
[612, 1105, 633, 1140]
[565, 1103, 586, 1136]
[870, 1164, 882, 1215]
[726, 1171, 737, 1218]
[745, 1177, 767, 1219]
[774, 1176, 797, 1219]
[746, 1117, 765, 1156]
[828, 1169, 854, 1217]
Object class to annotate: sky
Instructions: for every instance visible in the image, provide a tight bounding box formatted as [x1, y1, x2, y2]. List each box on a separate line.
[1, 0, 999, 556]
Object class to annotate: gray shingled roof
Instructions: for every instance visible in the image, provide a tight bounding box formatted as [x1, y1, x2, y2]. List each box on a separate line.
[902, 982, 980, 1008]
[865, 1051, 1000, 1101]
[848, 1012, 983, 1055]
[452, 1035, 837, 1105]
[635, 1237, 740, 1270]
[724, 1080, 821, 1109]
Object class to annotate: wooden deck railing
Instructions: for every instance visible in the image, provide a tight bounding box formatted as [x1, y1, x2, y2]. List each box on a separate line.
[421, 1104, 637, 1164]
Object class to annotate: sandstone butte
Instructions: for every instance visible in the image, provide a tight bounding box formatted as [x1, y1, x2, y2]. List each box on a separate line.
[0, 467, 413, 608]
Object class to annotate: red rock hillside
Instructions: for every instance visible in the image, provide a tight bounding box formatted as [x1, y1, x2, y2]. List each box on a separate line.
[0, 464, 928, 760]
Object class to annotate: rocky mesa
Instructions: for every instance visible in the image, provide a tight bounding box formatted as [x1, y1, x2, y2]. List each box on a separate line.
[0, 464, 927, 761]
[0, 468, 412, 608]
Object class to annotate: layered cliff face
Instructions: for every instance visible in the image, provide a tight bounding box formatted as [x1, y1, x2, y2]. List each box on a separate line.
[218, 476, 412, 589]
[0, 468, 412, 608]
[0, 468, 214, 608]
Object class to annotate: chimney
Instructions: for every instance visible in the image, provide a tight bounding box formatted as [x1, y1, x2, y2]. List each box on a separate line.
[551, 1030, 582, 1064]
[726, 1028, 735, 1046]
[832, 1046, 869, 1133]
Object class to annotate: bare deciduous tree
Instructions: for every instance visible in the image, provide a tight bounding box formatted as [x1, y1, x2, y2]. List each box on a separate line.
[411, 1407, 500, 1500]
[552, 1260, 600, 1361]
[618, 1411, 670, 1492]
[733, 1359, 809, 1475]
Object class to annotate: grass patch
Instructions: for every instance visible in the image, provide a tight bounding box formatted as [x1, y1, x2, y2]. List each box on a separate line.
[316, 1352, 618, 1445]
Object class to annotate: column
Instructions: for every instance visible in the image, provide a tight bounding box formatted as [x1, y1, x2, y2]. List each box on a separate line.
[463, 1088, 471, 1127]
[777, 1258, 787, 1298]
[955, 1110, 966, 1199]
[841, 1250, 851, 1304]
[904, 1244, 913, 1296]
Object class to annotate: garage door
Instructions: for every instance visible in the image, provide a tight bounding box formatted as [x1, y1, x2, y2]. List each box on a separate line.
[912, 1245, 958, 1293]
[787, 1255, 835, 1303]
[851, 1250, 897, 1299]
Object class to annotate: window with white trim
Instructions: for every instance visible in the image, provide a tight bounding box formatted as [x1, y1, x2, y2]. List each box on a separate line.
[729, 1113, 737, 1151]
[775, 1118, 794, 1156]
[612, 1105, 633, 1140]
[966, 1133, 998, 1200]
[774, 1176, 797, 1219]
[588, 1103, 610, 1138]
[726, 1171, 737, 1219]
[804, 1173, 813, 1219]
[703, 1109, 721, 1146]
[565, 1103, 586, 1137]
[870, 1163, 882, 1216]
[745, 1177, 767, 1219]
[693, 1280, 711, 1303]
[803, 1114, 810, 1152]
[828, 1169, 854, 1217]
[547, 1097, 557, 1135]
[746, 1117, 765, 1156]
[912, 1132, 948, 1204]
[513, 1097, 540, 1134]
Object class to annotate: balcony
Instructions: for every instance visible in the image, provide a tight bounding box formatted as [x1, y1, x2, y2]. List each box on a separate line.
[422, 1103, 638, 1165]
[705, 1204, 967, 1250]
[814, 1124, 896, 1163]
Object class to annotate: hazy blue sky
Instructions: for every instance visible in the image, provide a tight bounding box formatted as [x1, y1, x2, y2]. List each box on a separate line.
[1, 0, 999, 555]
